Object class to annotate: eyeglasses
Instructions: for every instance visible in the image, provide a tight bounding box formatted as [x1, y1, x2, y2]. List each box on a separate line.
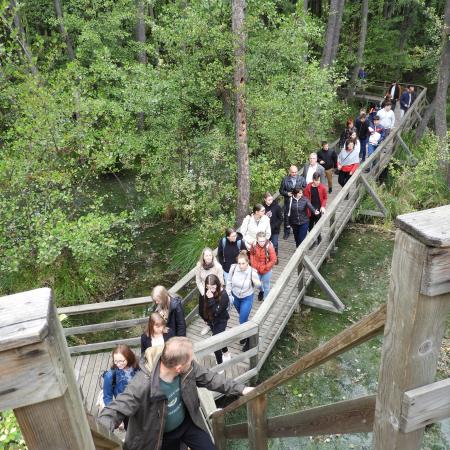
[114, 359, 126, 364]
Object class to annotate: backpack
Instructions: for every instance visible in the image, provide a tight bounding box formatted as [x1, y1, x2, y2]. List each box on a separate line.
[250, 241, 271, 264]
[221, 237, 242, 262]
[96, 369, 116, 414]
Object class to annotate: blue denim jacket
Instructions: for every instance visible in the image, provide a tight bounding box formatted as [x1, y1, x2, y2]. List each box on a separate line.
[103, 367, 139, 406]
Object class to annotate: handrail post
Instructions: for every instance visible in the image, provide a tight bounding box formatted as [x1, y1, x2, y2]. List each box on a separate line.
[211, 414, 227, 450]
[0, 288, 97, 450]
[247, 394, 268, 450]
[373, 206, 450, 450]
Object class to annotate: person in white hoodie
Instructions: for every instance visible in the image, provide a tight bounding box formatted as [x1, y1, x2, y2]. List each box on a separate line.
[376, 101, 395, 134]
[240, 204, 271, 250]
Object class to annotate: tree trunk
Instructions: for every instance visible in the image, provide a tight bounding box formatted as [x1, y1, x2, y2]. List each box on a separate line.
[329, 0, 345, 63]
[434, 0, 450, 141]
[321, 0, 338, 67]
[8, 0, 38, 75]
[232, 0, 250, 225]
[321, 0, 344, 67]
[434, 0, 450, 186]
[349, 0, 368, 89]
[53, 0, 75, 60]
[303, 0, 308, 14]
[136, 0, 147, 130]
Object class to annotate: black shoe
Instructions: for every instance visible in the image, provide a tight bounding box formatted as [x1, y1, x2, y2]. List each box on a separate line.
[328, 187, 332, 194]
[258, 291, 264, 301]
[283, 231, 290, 240]
[317, 234, 322, 244]
[240, 338, 246, 344]
[364, 168, 370, 173]
[242, 339, 250, 352]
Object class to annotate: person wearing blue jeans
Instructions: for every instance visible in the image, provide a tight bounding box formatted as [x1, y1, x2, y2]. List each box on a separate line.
[287, 187, 319, 248]
[226, 251, 261, 351]
[250, 232, 277, 301]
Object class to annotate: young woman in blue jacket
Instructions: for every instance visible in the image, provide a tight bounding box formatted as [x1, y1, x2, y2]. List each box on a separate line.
[103, 344, 139, 429]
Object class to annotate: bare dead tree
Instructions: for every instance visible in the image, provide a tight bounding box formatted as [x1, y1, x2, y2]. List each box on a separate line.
[232, 0, 250, 225]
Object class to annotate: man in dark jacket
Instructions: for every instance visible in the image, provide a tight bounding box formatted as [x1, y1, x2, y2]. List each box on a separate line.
[400, 85, 415, 119]
[279, 165, 306, 240]
[317, 141, 337, 194]
[98, 337, 253, 450]
[355, 113, 370, 163]
[263, 192, 283, 256]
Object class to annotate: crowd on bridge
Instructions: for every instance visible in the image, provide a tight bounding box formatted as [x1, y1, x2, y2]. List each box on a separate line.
[95, 82, 416, 450]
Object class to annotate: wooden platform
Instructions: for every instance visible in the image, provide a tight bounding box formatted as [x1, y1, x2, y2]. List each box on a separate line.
[73, 105, 408, 416]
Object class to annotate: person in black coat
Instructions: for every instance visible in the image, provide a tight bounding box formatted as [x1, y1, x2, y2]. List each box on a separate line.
[386, 81, 400, 110]
[355, 113, 370, 162]
[217, 227, 244, 282]
[279, 165, 307, 240]
[203, 274, 231, 365]
[152, 285, 186, 337]
[263, 192, 283, 256]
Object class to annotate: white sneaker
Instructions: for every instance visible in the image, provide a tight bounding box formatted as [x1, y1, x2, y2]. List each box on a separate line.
[222, 352, 231, 362]
[200, 325, 211, 336]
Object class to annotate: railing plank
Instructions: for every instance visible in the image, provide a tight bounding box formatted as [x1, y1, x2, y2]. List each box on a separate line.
[400, 378, 450, 433]
[64, 317, 148, 336]
[225, 394, 376, 439]
[212, 304, 386, 418]
[58, 296, 152, 315]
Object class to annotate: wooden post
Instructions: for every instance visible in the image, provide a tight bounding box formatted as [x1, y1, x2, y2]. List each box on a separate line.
[247, 394, 268, 450]
[248, 332, 259, 369]
[211, 414, 227, 450]
[373, 205, 450, 450]
[0, 288, 96, 450]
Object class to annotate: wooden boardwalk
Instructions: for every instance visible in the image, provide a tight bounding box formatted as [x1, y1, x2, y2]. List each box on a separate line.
[68, 96, 426, 417]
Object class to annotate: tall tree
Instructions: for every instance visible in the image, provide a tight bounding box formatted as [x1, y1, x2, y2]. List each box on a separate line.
[321, 0, 345, 67]
[5, 0, 38, 75]
[53, 0, 75, 60]
[136, 0, 147, 130]
[349, 0, 368, 89]
[329, 0, 345, 63]
[434, 0, 450, 143]
[232, 0, 250, 225]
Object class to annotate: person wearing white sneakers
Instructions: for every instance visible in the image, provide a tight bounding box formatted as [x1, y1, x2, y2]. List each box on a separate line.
[195, 247, 224, 336]
[202, 274, 231, 365]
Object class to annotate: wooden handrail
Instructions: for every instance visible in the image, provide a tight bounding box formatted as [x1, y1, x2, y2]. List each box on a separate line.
[211, 304, 386, 418]
[224, 394, 376, 439]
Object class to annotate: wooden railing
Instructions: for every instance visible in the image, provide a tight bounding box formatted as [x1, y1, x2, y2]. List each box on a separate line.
[211, 204, 450, 449]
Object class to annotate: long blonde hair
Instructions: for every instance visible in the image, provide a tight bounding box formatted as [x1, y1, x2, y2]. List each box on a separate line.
[152, 285, 171, 321]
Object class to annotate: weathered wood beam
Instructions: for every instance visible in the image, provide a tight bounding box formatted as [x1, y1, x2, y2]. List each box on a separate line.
[0, 288, 98, 449]
[69, 337, 140, 355]
[359, 209, 386, 218]
[225, 394, 376, 439]
[86, 413, 123, 450]
[247, 395, 268, 449]
[302, 296, 342, 313]
[373, 205, 450, 450]
[211, 304, 385, 419]
[303, 255, 345, 311]
[400, 378, 450, 433]
[211, 414, 227, 450]
[58, 296, 152, 315]
[360, 176, 388, 217]
[64, 317, 148, 336]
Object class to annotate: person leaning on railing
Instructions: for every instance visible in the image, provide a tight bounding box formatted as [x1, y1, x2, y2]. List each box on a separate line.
[98, 337, 254, 450]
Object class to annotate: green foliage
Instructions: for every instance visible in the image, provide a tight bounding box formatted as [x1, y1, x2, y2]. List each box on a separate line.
[0, 411, 25, 449]
[361, 133, 449, 221]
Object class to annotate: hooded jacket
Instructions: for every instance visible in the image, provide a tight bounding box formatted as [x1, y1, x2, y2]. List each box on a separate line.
[98, 349, 246, 450]
[263, 200, 283, 235]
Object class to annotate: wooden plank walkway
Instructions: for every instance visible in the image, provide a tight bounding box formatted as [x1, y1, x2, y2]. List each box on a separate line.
[73, 103, 413, 416]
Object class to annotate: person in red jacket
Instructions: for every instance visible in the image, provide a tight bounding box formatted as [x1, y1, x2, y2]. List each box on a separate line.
[304, 172, 327, 245]
[250, 231, 277, 301]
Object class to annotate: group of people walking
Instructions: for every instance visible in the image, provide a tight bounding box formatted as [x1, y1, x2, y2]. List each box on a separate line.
[97, 82, 413, 449]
